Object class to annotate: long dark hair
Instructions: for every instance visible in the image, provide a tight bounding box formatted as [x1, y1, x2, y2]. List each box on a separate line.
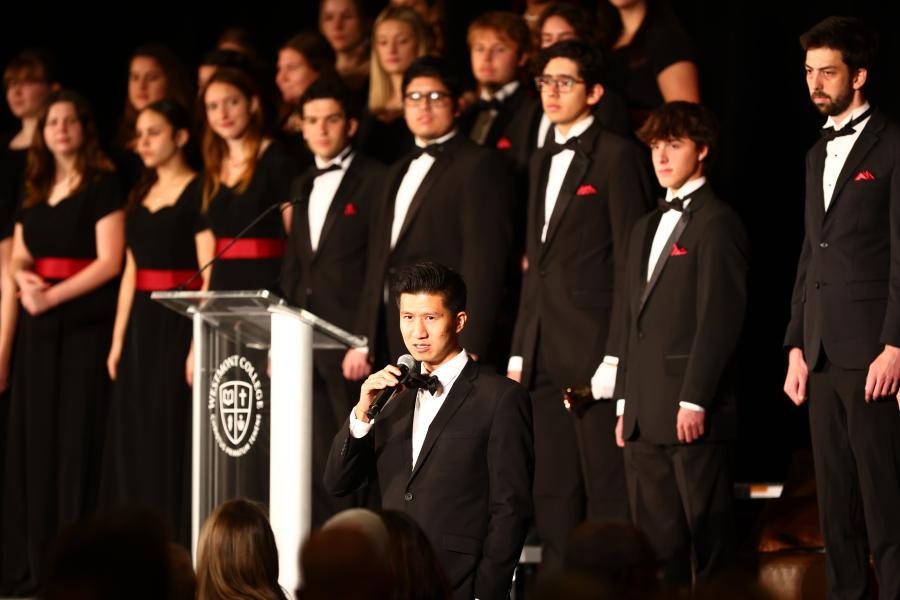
[380, 510, 452, 600]
[115, 44, 193, 149]
[23, 89, 113, 208]
[127, 99, 193, 212]
[199, 66, 265, 211]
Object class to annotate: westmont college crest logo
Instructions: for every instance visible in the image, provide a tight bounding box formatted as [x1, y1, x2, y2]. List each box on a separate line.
[208, 354, 264, 457]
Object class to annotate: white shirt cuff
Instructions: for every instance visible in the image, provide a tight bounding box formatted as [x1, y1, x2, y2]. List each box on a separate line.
[679, 401, 705, 413]
[352, 346, 368, 355]
[602, 355, 619, 366]
[507, 356, 523, 372]
[348, 408, 374, 438]
[616, 399, 625, 416]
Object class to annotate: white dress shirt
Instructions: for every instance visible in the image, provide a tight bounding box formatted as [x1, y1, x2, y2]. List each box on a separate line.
[823, 102, 871, 210]
[348, 349, 470, 467]
[616, 177, 707, 417]
[308, 148, 354, 251]
[390, 129, 458, 249]
[537, 112, 552, 149]
[646, 176, 704, 280]
[508, 116, 595, 374]
[542, 115, 595, 242]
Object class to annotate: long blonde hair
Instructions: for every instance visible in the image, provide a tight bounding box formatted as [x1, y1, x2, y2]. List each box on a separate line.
[368, 6, 432, 115]
[196, 499, 286, 600]
[200, 67, 265, 211]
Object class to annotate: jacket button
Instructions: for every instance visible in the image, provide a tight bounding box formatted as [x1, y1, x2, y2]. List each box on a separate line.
[814, 282, 820, 289]
[637, 331, 644, 340]
[819, 242, 828, 248]
[404, 492, 413, 502]
[539, 269, 547, 277]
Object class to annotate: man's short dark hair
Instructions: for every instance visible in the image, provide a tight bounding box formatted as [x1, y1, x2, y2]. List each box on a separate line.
[637, 101, 719, 163]
[401, 56, 463, 100]
[300, 78, 359, 119]
[800, 16, 878, 73]
[535, 40, 605, 89]
[391, 262, 467, 314]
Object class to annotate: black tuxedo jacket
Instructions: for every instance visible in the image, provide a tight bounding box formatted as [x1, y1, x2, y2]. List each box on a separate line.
[784, 109, 900, 369]
[281, 153, 386, 332]
[501, 90, 632, 173]
[459, 83, 534, 150]
[510, 119, 653, 385]
[323, 360, 534, 600]
[614, 184, 748, 444]
[355, 133, 515, 360]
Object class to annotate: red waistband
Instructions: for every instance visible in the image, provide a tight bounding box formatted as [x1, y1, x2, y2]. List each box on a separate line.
[34, 257, 92, 280]
[215, 237, 285, 259]
[135, 268, 202, 292]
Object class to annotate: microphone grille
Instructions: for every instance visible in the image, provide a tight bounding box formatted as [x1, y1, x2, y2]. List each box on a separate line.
[397, 354, 417, 371]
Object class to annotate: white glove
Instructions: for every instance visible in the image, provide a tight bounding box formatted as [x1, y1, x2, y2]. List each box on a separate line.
[590, 356, 619, 400]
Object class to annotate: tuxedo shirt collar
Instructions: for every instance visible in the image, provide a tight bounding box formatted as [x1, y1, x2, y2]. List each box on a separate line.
[553, 115, 595, 144]
[665, 176, 707, 207]
[824, 101, 871, 131]
[415, 128, 458, 149]
[480, 80, 520, 103]
[314, 145, 354, 170]
[420, 348, 469, 396]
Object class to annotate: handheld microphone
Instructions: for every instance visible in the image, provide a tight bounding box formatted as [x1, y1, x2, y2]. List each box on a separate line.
[366, 354, 417, 420]
[176, 198, 301, 292]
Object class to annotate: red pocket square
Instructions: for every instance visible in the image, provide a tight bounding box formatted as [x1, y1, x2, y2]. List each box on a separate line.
[854, 170, 876, 181]
[670, 243, 688, 257]
[496, 137, 512, 149]
[343, 202, 357, 216]
[576, 184, 597, 196]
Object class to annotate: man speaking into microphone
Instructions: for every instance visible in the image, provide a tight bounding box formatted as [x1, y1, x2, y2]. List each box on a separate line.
[324, 262, 533, 600]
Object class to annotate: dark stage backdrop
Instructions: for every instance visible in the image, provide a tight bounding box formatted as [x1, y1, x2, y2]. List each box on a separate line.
[1, 0, 898, 482]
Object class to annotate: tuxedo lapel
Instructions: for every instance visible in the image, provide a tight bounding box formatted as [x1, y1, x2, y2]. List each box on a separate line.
[407, 363, 475, 485]
[295, 173, 316, 257]
[394, 142, 459, 247]
[826, 111, 884, 218]
[810, 140, 827, 224]
[541, 150, 589, 253]
[541, 121, 602, 253]
[638, 188, 710, 317]
[315, 162, 362, 259]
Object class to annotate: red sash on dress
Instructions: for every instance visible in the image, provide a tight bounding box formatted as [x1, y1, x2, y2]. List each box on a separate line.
[214, 237, 285, 259]
[135, 269, 202, 292]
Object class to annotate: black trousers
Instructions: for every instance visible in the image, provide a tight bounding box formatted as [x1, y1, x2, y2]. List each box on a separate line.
[623, 439, 735, 587]
[530, 349, 629, 575]
[808, 356, 900, 600]
[312, 349, 361, 527]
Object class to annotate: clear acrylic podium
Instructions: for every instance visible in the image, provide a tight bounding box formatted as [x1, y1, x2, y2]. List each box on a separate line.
[153, 290, 366, 595]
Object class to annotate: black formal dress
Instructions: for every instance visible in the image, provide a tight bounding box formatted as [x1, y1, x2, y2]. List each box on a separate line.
[324, 358, 533, 600]
[99, 177, 206, 547]
[207, 140, 297, 293]
[0, 133, 26, 525]
[1, 172, 122, 595]
[509, 117, 653, 572]
[281, 152, 385, 526]
[607, 7, 696, 127]
[204, 141, 297, 508]
[355, 109, 416, 167]
[784, 108, 900, 600]
[615, 182, 747, 586]
[356, 132, 515, 366]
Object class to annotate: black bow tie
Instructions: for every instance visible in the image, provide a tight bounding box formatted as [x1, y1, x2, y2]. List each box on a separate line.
[820, 107, 873, 142]
[422, 374, 441, 395]
[314, 163, 342, 177]
[415, 143, 444, 158]
[546, 136, 580, 155]
[659, 196, 687, 212]
[476, 97, 502, 112]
